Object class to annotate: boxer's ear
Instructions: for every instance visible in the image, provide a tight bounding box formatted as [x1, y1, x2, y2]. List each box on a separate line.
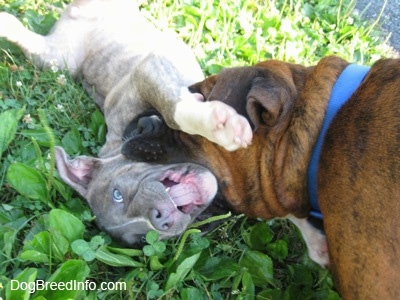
[55, 146, 98, 197]
[188, 74, 218, 98]
[246, 77, 295, 131]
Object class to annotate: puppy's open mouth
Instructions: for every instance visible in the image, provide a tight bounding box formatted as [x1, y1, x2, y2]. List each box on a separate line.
[160, 172, 204, 215]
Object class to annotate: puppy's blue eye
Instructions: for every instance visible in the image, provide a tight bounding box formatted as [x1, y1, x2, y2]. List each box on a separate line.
[112, 188, 123, 202]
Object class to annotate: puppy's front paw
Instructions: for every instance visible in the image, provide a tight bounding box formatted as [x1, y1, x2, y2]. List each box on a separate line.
[175, 94, 253, 151]
[208, 100, 253, 151]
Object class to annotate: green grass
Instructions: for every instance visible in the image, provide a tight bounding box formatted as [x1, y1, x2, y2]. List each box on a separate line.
[0, 0, 393, 299]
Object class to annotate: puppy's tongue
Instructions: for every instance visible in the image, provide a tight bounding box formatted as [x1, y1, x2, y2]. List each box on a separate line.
[166, 183, 202, 208]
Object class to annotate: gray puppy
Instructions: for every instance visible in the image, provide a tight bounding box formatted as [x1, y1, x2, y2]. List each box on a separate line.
[0, 0, 252, 244]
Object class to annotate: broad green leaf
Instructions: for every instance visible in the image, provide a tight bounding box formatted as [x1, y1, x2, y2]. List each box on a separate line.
[181, 287, 204, 300]
[206, 64, 223, 75]
[82, 250, 96, 262]
[198, 257, 240, 280]
[6, 163, 49, 201]
[287, 264, 314, 286]
[0, 106, 25, 155]
[48, 209, 84, 242]
[71, 239, 91, 255]
[182, 5, 202, 17]
[6, 267, 37, 300]
[50, 231, 70, 261]
[243, 222, 274, 251]
[106, 246, 143, 257]
[267, 239, 288, 261]
[71, 239, 96, 262]
[165, 252, 200, 291]
[61, 127, 82, 153]
[241, 271, 255, 300]
[188, 232, 210, 253]
[239, 250, 274, 286]
[19, 250, 49, 263]
[152, 241, 166, 253]
[35, 260, 90, 299]
[22, 231, 50, 260]
[2, 230, 17, 260]
[95, 245, 145, 267]
[145, 230, 159, 244]
[21, 231, 69, 263]
[89, 235, 105, 249]
[31, 296, 46, 300]
[20, 128, 59, 147]
[257, 289, 284, 300]
[143, 245, 155, 257]
[51, 178, 73, 201]
[89, 109, 106, 142]
[149, 255, 164, 271]
[0, 209, 12, 223]
[19, 142, 38, 162]
[23, 213, 47, 241]
[146, 281, 164, 299]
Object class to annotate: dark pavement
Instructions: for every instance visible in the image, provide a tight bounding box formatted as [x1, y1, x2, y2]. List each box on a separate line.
[355, 0, 400, 53]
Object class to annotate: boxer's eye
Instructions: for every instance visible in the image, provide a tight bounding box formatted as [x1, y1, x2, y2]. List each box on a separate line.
[112, 188, 123, 202]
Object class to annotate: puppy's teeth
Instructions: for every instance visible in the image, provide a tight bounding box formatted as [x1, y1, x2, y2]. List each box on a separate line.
[166, 187, 170, 192]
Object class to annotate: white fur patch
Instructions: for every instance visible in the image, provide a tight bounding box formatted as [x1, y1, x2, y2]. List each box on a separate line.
[287, 215, 330, 268]
[174, 88, 253, 151]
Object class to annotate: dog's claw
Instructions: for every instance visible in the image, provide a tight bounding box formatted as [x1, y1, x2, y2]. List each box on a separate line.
[235, 137, 249, 148]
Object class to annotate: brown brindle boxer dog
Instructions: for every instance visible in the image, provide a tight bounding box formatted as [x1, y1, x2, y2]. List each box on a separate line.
[122, 56, 400, 299]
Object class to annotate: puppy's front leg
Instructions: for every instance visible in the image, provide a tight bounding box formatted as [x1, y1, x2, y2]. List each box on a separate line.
[133, 54, 252, 151]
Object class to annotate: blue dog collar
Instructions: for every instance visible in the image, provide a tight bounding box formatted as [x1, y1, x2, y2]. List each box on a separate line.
[307, 64, 370, 219]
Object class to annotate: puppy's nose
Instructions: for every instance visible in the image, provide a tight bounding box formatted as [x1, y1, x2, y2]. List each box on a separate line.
[149, 208, 173, 231]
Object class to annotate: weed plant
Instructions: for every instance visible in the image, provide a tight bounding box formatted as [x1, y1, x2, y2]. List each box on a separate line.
[0, 0, 393, 299]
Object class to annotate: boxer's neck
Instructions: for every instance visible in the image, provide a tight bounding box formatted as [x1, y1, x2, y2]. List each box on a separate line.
[307, 64, 371, 219]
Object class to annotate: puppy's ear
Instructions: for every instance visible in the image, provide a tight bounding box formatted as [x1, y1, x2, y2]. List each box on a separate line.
[246, 76, 295, 131]
[55, 146, 98, 197]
